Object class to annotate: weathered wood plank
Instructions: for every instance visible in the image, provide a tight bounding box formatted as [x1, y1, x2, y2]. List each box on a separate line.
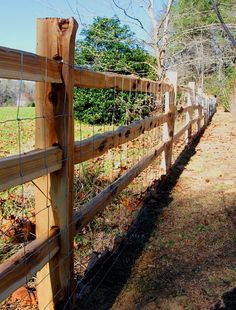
[0, 228, 60, 303]
[178, 104, 201, 114]
[161, 71, 177, 173]
[0, 112, 167, 192]
[197, 105, 203, 131]
[74, 141, 165, 232]
[0, 46, 174, 95]
[0, 147, 62, 192]
[185, 82, 195, 143]
[35, 17, 77, 309]
[177, 85, 193, 94]
[74, 113, 168, 164]
[173, 123, 190, 143]
[173, 116, 203, 143]
[0, 46, 61, 83]
[74, 68, 172, 93]
[0, 111, 196, 193]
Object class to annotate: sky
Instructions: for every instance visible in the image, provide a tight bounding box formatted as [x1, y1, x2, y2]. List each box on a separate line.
[0, 0, 166, 53]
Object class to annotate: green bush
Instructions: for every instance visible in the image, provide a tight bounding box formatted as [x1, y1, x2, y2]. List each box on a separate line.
[205, 66, 236, 112]
[73, 16, 156, 125]
[74, 88, 156, 125]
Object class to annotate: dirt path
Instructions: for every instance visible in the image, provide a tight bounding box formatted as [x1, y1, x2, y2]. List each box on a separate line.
[77, 109, 236, 310]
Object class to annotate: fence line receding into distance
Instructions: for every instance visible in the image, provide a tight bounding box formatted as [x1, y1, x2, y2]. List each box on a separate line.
[0, 17, 216, 309]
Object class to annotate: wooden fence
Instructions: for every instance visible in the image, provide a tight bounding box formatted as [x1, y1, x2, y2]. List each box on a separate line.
[0, 17, 216, 309]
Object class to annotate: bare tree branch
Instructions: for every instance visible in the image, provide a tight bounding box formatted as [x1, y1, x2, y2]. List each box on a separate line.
[158, 0, 174, 33]
[148, 0, 174, 78]
[112, 0, 147, 31]
[148, 0, 159, 58]
[210, 0, 236, 49]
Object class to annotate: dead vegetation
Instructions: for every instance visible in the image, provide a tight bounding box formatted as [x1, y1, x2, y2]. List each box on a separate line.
[75, 109, 236, 310]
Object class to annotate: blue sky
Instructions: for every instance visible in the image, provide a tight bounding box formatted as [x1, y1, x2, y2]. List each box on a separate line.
[0, 0, 166, 53]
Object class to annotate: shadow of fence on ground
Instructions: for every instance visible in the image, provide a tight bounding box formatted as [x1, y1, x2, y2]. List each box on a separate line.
[75, 124, 208, 310]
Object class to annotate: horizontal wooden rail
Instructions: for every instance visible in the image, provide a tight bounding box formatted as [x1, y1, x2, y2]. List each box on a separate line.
[177, 104, 202, 114]
[0, 47, 174, 96]
[0, 113, 204, 192]
[173, 123, 190, 143]
[0, 147, 62, 192]
[0, 113, 168, 191]
[177, 85, 193, 93]
[74, 68, 173, 93]
[192, 115, 204, 124]
[173, 116, 204, 143]
[74, 141, 165, 232]
[0, 227, 60, 302]
[0, 46, 62, 83]
[74, 113, 168, 164]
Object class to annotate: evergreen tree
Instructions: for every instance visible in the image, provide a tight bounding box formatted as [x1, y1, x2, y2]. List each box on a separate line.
[74, 17, 155, 124]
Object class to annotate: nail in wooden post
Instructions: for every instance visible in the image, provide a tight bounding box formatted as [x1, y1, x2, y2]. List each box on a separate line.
[35, 17, 78, 309]
[161, 71, 177, 174]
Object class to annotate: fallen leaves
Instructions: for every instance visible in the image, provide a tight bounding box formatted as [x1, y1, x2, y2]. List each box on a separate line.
[122, 197, 136, 213]
[11, 286, 37, 306]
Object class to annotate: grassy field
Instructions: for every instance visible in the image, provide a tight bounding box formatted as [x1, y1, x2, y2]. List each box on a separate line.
[0, 107, 35, 157]
[0, 107, 155, 186]
[0, 107, 115, 158]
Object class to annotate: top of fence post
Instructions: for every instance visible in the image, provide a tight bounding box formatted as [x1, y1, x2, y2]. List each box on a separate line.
[188, 82, 195, 105]
[196, 87, 203, 105]
[165, 70, 178, 104]
[161, 70, 177, 174]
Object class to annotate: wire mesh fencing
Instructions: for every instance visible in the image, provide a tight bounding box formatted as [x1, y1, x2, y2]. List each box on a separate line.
[0, 17, 216, 310]
[72, 78, 165, 303]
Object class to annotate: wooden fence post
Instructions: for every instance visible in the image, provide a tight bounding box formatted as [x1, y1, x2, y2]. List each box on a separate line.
[198, 88, 208, 126]
[161, 71, 177, 174]
[35, 18, 78, 309]
[185, 82, 195, 143]
[204, 95, 209, 124]
[197, 87, 203, 131]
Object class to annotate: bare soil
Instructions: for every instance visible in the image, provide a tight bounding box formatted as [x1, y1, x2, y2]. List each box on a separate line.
[76, 109, 236, 310]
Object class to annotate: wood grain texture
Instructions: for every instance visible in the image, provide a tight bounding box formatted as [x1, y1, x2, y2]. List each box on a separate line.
[197, 105, 203, 130]
[0, 147, 62, 192]
[74, 68, 172, 93]
[74, 113, 168, 164]
[0, 111, 168, 192]
[178, 104, 200, 114]
[185, 82, 195, 143]
[161, 71, 177, 173]
[0, 228, 59, 303]
[0, 46, 61, 83]
[35, 17, 78, 309]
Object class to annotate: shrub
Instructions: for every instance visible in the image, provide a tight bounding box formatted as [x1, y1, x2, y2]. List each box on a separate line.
[74, 88, 156, 125]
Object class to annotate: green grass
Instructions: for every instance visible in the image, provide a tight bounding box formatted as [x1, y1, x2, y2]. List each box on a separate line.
[0, 107, 35, 157]
[0, 107, 115, 158]
[0, 107, 148, 181]
[0, 107, 35, 121]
